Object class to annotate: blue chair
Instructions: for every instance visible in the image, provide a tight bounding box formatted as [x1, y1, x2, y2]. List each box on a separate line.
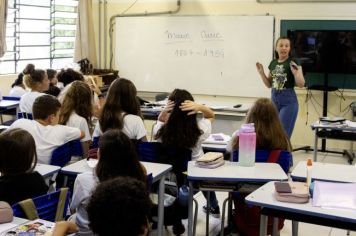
[92, 136, 100, 149]
[17, 112, 33, 120]
[138, 142, 192, 187]
[232, 149, 292, 174]
[50, 139, 83, 167]
[12, 188, 70, 222]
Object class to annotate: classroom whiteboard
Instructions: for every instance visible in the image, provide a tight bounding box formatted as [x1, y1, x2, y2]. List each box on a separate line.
[115, 15, 274, 97]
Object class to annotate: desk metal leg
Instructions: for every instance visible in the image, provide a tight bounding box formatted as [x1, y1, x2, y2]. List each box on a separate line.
[206, 192, 210, 236]
[314, 128, 318, 162]
[188, 181, 194, 236]
[221, 197, 230, 236]
[272, 217, 279, 236]
[63, 176, 68, 187]
[157, 176, 165, 236]
[259, 213, 268, 236]
[292, 220, 299, 236]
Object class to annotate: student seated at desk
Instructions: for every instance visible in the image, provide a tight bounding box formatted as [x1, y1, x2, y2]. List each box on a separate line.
[227, 98, 292, 153]
[10, 95, 84, 164]
[227, 98, 292, 236]
[92, 78, 147, 142]
[0, 128, 48, 205]
[9, 69, 27, 97]
[44, 68, 61, 97]
[19, 64, 49, 113]
[59, 81, 94, 159]
[57, 68, 85, 101]
[153, 89, 218, 234]
[70, 130, 147, 236]
[53, 177, 151, 236]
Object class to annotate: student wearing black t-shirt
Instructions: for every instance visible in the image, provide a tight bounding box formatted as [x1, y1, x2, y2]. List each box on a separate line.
[0, 128, 48, 205]
[256, 37, 305, 138]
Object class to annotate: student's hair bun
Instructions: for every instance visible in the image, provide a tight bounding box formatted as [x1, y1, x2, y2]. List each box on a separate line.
[23, 64, 35, 75]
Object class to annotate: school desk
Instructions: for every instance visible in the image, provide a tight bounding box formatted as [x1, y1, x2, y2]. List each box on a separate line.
[60, 159, 172, 236]
[312, 121, 356, 164]
[35, 163, 61, 179]
[245, 181, 356, 236]
[291, 161, 356, 183]
[0, 99, 20, 124]
[187, 161, 288, 236]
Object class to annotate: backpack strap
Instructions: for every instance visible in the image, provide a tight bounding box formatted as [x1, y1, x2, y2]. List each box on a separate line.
[55, 188, 69, 221]
[19, 199, 38, 220]
[267, 149, 282, 163]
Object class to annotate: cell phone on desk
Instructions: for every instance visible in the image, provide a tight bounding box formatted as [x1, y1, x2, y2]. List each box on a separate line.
[274, 182, 292, 193]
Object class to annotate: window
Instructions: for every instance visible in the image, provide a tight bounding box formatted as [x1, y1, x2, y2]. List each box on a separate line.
[0, 0, 78, 74]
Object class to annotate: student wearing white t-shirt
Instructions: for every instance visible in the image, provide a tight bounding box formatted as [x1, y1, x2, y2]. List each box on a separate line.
[9, 73, 26, 97]
[70, 130, 147, 236]
[19, 64, 49, 113]
[93, 78, 147, 142]
[59, 81, 93, 159]
[10, 95, 84, 164]
[153, 89, 216, 234]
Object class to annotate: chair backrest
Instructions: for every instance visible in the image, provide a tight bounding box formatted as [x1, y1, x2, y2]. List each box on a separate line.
[2, 96, 21, 101]
[92, 136, 100, 149]
[17, 112, 33, 120]
[232, 149, 292, 174]
[12, 188, 70, 222]
[50, 139, 83, 167]
[138, 142, 192, 187]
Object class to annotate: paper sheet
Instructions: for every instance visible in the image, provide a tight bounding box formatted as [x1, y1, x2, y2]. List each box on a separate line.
[312, 181, 356, 211]
[203, 133, 231, 145]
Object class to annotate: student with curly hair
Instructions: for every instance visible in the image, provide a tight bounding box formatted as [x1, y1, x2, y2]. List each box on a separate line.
[93, 78, 147, 141]
[71, 129, 147, 236]
[0, 128, 48, 205]
[59, 81, 94, 158]
[19, 64, 49, 113]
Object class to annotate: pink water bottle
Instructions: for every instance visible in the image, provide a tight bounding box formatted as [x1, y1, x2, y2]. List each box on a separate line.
[238, 123, 256, 167]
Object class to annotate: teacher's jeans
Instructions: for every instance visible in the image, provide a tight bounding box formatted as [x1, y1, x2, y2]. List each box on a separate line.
[271, 88, 299, 139]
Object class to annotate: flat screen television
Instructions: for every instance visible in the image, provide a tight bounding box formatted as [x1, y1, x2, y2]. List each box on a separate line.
[287, 30, 356, 74]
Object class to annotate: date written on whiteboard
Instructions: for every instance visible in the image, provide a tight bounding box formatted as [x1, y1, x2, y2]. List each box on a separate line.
[174, 49, 224, 58]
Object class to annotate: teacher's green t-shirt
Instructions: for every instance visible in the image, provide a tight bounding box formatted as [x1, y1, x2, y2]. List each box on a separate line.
[268, 58, 296, 90]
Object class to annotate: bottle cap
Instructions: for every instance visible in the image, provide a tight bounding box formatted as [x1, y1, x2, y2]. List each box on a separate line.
[307, 159, 312, 166]
[240, 123, 255, 133]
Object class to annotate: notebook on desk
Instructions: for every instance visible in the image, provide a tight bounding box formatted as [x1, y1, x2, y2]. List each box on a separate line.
[203, 133, 231, 145]
[319, 117, 346, 123]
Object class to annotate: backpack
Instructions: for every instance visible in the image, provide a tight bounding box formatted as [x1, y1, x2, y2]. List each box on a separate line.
[233, 150, 286, 236]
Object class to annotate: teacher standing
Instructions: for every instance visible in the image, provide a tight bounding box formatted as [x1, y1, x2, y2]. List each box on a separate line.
[256, 36, 305, 138]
